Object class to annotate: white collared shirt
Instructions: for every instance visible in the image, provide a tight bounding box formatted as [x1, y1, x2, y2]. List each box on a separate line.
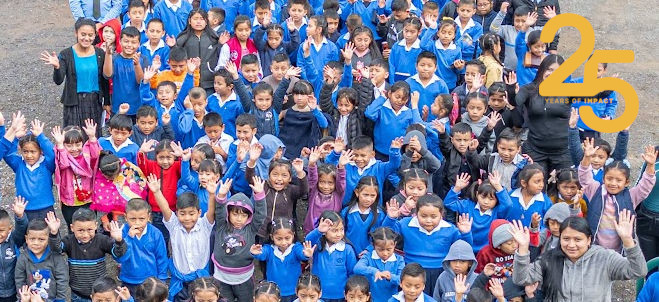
[336, 115, 348, 145]
[373, 81, 386, 99]
[160, 102, 176, 114]
[273, 244, 293, 261]
[164, 213, 215, 274]
[111, 137, 134, 152]
[325, 241, 346, 254]
[475, 203, 493, 216]
[215, 91, 237, 107]
[351, 157, 377, 175]
[143, 39, 166, 55]
[165, 0, 182, 11]
[409, 73, 442, 89]
[371, 251, 397, 263]
[392, 291, 424, 302]
[458, 18, 477, 36]
[383, 99, 410, 116]
[510, 188, 545, 210]
[397, 38, 421, 52]
[435, 40, 457, 51]
[348, 205, 371, 215]
[125, 20, 145, 32]
[25, 156, 45, 172]
[311, 37, 329, 52]
[408, 216, 451, 236]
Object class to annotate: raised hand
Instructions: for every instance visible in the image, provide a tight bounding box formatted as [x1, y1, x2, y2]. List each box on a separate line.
[236, 141, 250, 163]
[487, 111, 502, 130]
[30, 119, 44, 137]
[143, 65, 158, 82]
[206, 179, 219, 195]
[317, 217, 334, 233]
[386, 199, 401, 218]
[341, 42, 355, 64]
[453, 59, 465, 70]
[249, 176, 266, 194]
[525, 11, 539, 28]
[390, 137, 404, 149]
[338, 149, 354, 169]
[569, 107, 579, 128]
[250, 244, 263, 255]
[454, 173, 471, 191]
[582, 137, 598, 158]
[225, 60, 239, 79]
[218, 31, 231, 45]
[119, 103, 130, 114]
[421, 105, 429, 121]
[110, 221, 124, 242]
[285, 66, 302, 80]
[302, 240, 316, 257]
[115, 287, 132, 301]
[302, 39, 311, 57]
[140, 139, 158, 154]
[12, 196, 28, 218]
[468, 139, 479, 151]
[45, 211, 61, 235]
[40, 51, 60, 69]
[323, 65, 337, 84]
[530, 212, 541, 229]
[285, 17, 295, 31]
[248, 143, 264, 161]
[169, 141, 184, 158]
[403, 196, 416, 212]
[161, 112, 171, 125]
[132, 52, 142, 66]
[333, 136, 346, 153]
[151, 55, 162, 71]
[292, 158, 305, 175]
[165, 35, 177, 47]
[454, 274, 469, 295]
[218, 179, 233, 198]
[432, 119, 446, 134]
[483, 263, 496, 276]
[488, 171, 503, 191]
[51, 126, 65, 147]
[307, 95, 319, 110]
[18, 285, 30, 302]
[508, 220, 530, 251]
[489, 278, 505, 299]
[641, 145, 658, 165]
[82, 119, 97, 140]
[500, 1, 510, 12]
[613, 209, 635, 243]
[543, 6, 557, 19]
[308, 147, 322, 166]
[457, 213, 473, 233]
[410, 91, 420, 109]
[146, 174, 161, 192]
[469, 73, 484, 92]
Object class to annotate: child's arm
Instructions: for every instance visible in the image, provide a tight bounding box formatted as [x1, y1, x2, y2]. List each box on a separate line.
[309, 97, 329, 128]
[176, 73, 195, 112]
[489, 2, 508, 34]
[214, 180, 231, 228]
[253, 26, 268, 51]
[250, 243, 270, 261]
[515, 31, 529, 62]
[629, 146, 657, 207]
[54, 254, 70, 302]
[444, 187, 468, 213]
[10, 198, 28, 247]
[161, 120, 175, 141]
[273, 77, 291, 113]
[155, 231, 169, 282]
[205, 179, 224, 225]
[103, 49, 113, 78]
[612, 129, 629, 161]
[568, 127, 583, 167]
[249, 176, 268, 231]
[319, 81, 336, 113]
[181, 152, 201, 189]
[604, 92, 618, 119]
[178, 108, 194, 134]
[225, 61, 252, 112]
[383, 139, 403, 176]
[419, 146, 442, 174]
[146, 174, 174, 222]
[364, 96, 386, 121]
[466, 150, 488, 172]
[353, 252, 378, 278]
[140, 65, 158, 107]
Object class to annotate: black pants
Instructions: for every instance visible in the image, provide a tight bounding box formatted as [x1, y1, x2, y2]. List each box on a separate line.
[25, 206, 55, 222]
[218, 279, 254, 302]
[522, 142, 571, 177]
[424, 267, 443, 296]
[637, 204, 659, 260]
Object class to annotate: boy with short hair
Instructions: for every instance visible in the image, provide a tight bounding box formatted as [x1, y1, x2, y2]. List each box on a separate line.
[354, 58, 390, 107]
[239, 54, 262, 91]
[124, 0, 148, 43]
[389, 263, 437, 302]
[475, 219, 517, 285]
[196, 112, 234, 167]
[153, 0, 193, 38]
[261, 53, 299, 95]
[149, 46, 200, 91]
[473, 0, 496, 34]
[204, 0, 239, 33]
[451, 59, 488, 111]
[421, 2, 440, 37]
[90, 276, 134, 302]
[434, 122, 480, 198]
[467, 128, 530, 191]
[45, 209, 127, 302]
[324, 10, 341, 42]
[129, 105, 175, 159]
[225, 114, 259, 194]
[139, 18, 171, 71]
[179, 87, 209, 148]
[0, 198, 28, 302]
[115, 198, 168, 293]
[406, 51, 450, 118]
[15, 219, 69, 302]
[206, 67, 248, 140]
[99, 114, 139, 164]
[251, 0, 280, 29]
[208, 7, 226, 35]
[103, 26, 149, 117]
[433, 240, 478, 302]
[377, 0, 410, 47]
[336, 14, 363, 49]
[455, 0, 483, 61]
[490, 5, 538, 69]
[282, 0, 310, 64]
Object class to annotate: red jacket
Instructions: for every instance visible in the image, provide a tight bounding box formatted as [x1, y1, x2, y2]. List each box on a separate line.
[475, 219, 515, 285]
[137, 152, 181, 212]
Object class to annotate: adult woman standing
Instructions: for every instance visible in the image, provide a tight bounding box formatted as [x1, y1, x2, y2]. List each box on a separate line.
[40, 18, 109, 137]
[637, 145, 659, 260]
[510, 213, 647, 301]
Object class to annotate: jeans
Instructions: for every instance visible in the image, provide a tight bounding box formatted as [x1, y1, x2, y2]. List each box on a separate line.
[71, 292, 92, 302]
[25, 206, 55, 222]
[151, 212, 170, 249]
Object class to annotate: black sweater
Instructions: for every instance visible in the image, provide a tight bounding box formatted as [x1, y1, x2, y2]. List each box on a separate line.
[53, 47, 110, 106]
[515, 82, 570, 152]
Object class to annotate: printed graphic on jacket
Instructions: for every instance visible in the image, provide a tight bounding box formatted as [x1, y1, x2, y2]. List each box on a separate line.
[222, 233, 246, 255]
[29, 270, 52, 300]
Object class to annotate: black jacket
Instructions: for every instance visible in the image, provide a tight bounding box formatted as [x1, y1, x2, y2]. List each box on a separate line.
[54, 47, 110, 106]
[176, 31, 220, 90]
[319, 81, 372, 148]
[0, 215, 27, 298]
[515, 82, 570, 153]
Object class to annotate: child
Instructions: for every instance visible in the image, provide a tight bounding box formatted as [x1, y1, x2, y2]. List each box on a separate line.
[179, 145, 222, 214]
[206, 66, 247, 142]
[305, 212, 357, 301]
[250, 218, 315, 301]
[139, 19, 170, 71]
[570, 63, 619, 140]
[579, 141, 657, 252]
[15, 220, 68, 302]
[341, 176, 385, 254]
[0, 198, 28, 302]
[529, 202, 571, 257]
[98, 19, 122, 54]
[384, 194, 472, 295]
[255, 20, 300, 78]
[547, 168, 587, 216]
[177, 9, 222, 89]
[98, 114, 139, 164]
[432, 240, 478, 302]
[319, 86, 371, 149]
[420, 1, 440, 37]
[212, 176, 266, 301]
[406, 52, 450, 118]
[347, 26, 383, 72]
[124, 0, 148, 44]
[45, 209, 127, 301]
[147, 174, 216, 301]
[400, 130, 441, 175]
[179, 88, 209, 148]
[461, 92, 500, 154]
[389, 263, 437, 302]
[336, 14, 364, 50]
[425, 94, 454, 158]
[391, 169, 430, 217]
[295, 273, 323, 302]
[434, 122, 480, 198]
[262, 54, 300, 97]
[90, 276, 134, 302]
[131, 106, 175, 159]
[223, 16, 258, 68]
[52, 121, 100, 227]
[505, 163, 552, 228]
[474, 219, 516, 284]
[149, 47, 201, 91]
[451, 60, 488, 112]
[467, 128, 529, 191]
[189, 277, 221, 302]
[282, 0, 310, 61]
[473, 0, 496, 33]
[377, 0, 410, 47]
[454, 0, 483, 61]
[489, 4, 536, 70]
[344, 275, 372, 302]
[224, 114, 259, 194]
[254, 282, 281, 302]
[421, 19, 463, 91]
[152, 0, 193, 38]
[304, 145, 350, 234]
[484, 83, 524, 138]
[389, 18, 423, 84]
[353, 227, 405, 302]
[324, 10, 341, 42]
[196, 113, 234, 168]
[134, 277, 169, 302]
[477, 32, 503, 87]
[3, 119, 56, 221]
[209, 7, 227, 35]
[515, 29, 547, 86]
[103, 26, 148, 117]
[297, 15, 340, 80]
[365, 82, 422, 158]
[445, 172, 512, 253]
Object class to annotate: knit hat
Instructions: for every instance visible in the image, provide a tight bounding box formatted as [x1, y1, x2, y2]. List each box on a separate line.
[491, 222, 514, 248]
[543, 202, 571, 225]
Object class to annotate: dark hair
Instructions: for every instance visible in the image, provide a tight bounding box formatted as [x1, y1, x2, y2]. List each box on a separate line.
[488, 81, 507, 97]
[108, 114, 133, 131]
[74, 18, 97, 32]
[268, 216, 296, 238]
[390, 81, 411, 99]
[459, 0, 476, 7]
[254, 281, 281, 299]
[401, 263, 426, 281]
[423, 1, 439, 11]
[547, 168, 581, 198]
[135, 277, 168, 302]
[466, 288, 493, 302]
[121, 26, 140, 39]
[156, 80, 177, 93]
[253, 82, 274, 97]
[309, 15, 328, 37]
[0, 210, 9, 223]
[480, 33, 503, 66]
[400, 168, 429, 192]
[391, 0, 410, 12]
[438, 18, 457, 33]
[344, 176, 380, 230]
[214, 68, 233, 87]
[241, 54, 259, 67]
[352, 135, 374, 151]
[318, 210, 343, 251]
[125, 198, 151, 214]
[268, 159, 292, 176]
[468, 179, 498, 203]
[593, 138, 613, 156]
[370, 226, 397, 246]
[497, 127, 521, 147]
[203, 112, 224, 128]
[255, 0, 270, 10]
[292, 80, 314, 95]
[136, 105, 158, 120]
[296, 272, 322, 293]
[604, 160, 631, 181]
[404, 17, 423, 32]
[345, 275, 371, 300]
[336, 87, 358, 108]
[272, 52, 290, 64]
[316, 163, 338, 182]
[434, 94, 454, 116]
[27, 219, 49, 234]
[416, 193, 444, 215]
[323, 0, 340, 12]
[416, 50, 437, 65]
[527, 30, 543, 48]
[91, 276, 119, 295]
[513, 6, 532, 17]
[98, 151, 121, 179]
[465, 59, 486, 74]
[72, 208, 96, 223]
[189, 277, 220, 300]
[189, 87, 207, 100]
[532, 54, 565, 85]
[128, 0, 145, 11]
[192, 143, 215, 160]
[266, 23, 285, 39]
[146, 18, 164, 30]
[233, 15, 251, 31]
[324, 10, 340, 21]
[180, 8, 217, 40]
[169, 46, 188, 62]
[62, 126, 85, 144]
[466, 91, 488, 108]
[327, 61, 345, 76]
[406, 124, 426, 136]
[346, 14, 363, 32]
[198, 159, 222, 175]
[153, 139, 173, 157]
[235, 113, 257, 128]
[349, 26, 382, 59]
[369, 58, 389, 72]
[451, 122, 473, 136]
[541, 216, 592, 300]
[209, 8, 225, 21]
[18, 134, 40, 151]
[517, 163, 545, 189]
[177, 192, 200, 210]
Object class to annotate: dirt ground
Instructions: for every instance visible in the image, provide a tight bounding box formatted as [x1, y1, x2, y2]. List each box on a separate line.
[0, 0, 656, 300]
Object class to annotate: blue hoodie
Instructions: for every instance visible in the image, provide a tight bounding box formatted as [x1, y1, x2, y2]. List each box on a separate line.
[354, 250, 405, 302]
[433, 240, 478, 302]
[240, 134, 285, 180]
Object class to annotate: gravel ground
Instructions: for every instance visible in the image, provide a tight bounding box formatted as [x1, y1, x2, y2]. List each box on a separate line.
[0, 0, 656, 300]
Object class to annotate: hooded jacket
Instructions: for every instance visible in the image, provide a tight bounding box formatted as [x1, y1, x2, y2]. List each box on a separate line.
[97, 19, 122, 53]
[319, 82, 371, 150]
[433, 240, 478, 302]
[400, 130, 442, 176]
[15, 247, 69, 302]
[475, 219, 515, 284]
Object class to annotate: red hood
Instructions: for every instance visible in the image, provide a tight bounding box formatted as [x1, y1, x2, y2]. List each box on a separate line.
[488, 219, 510, 249]
[97, 18, 122, 53]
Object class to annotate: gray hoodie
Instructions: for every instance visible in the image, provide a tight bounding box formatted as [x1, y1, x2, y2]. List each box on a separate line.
[433, 240, 478, 302]
[400, 130, 442, 175]
[461, 112, 495, 152]
[513, 244, 647, 301]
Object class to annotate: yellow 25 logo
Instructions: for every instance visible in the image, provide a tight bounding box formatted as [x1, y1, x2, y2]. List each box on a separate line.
[539, 14, 639, 133]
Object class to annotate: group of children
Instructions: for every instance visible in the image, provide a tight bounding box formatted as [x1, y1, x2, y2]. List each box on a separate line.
[2, 0, 654, 301]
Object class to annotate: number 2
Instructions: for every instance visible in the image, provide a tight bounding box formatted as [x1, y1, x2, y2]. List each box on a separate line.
[539, 13, 639, 133]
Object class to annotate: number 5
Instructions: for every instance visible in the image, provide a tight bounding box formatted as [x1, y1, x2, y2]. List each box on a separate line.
[539, 13, 639, 133]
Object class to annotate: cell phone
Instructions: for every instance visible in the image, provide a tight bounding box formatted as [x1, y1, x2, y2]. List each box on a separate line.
[381, 41, 389, 51]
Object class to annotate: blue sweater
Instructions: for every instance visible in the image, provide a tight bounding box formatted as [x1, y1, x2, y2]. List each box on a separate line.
[178, 109, 207, 149]
[225, 143, 252, 195]
[138, 41, 170, 72]
[570, 77, 619, 131]
[443, 187, 512, 253]
[140, 73, 194, 141]
[389, 40, 424, 84]
[406, 74, 449, 120]
[515, 31, 546, 86]
[153, 0, 192, 38]
[365, 96, 422, 155]
[505, 188, 552, 227]
[340, 207, 386, 253]
[111, 54, 149, 115]
[2, 135, 55, 211]
[354, 250, 405, 302]
[455, 19, 483, 62]
[296, 39, 339, 81]
[388, 292, 437, 302]
[98, 137, 139, 164]
[306, 229, 357, 300]
[252, 243, 309, 296]
[383, 216, 472, 268]
[206, 93, 245, 140]
[421, 29, 462, 90]
[117, 223, 168, 284]
[343, 1, 384, 40]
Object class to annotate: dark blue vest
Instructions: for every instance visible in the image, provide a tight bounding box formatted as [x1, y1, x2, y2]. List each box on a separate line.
[586, 186, 634, 249]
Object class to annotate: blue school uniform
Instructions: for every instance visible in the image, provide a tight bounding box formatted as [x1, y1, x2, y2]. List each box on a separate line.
[138, 40, 171, 71]
[247, 1, 282, 24]
[383, 216, 472, 268]
[515, 31, 547, 86]
[2, 134, 55, 211]
[343, 1, 384, 40]
[206, 92, 245, 140]
[306, 229, 357, 300]
[389, 292, 437, 302]
[444, 187, 512, 253]
[153, 0, 192, 38]
[140, 73, 194, 139]
[252, 243, 309, 297]
[341, 206, 386, 254]
[354, 250, 405, 302]
[389, 39, 423, 84]
[406, 74, 449, 119]
[98, 137, 139, 164]
[122, 22, 148, 44]
[455, 19, 483, 63]
[203, 0, 240, 33]
[178, 109, 207, 149]
[421, 29, 462, 91]
[505, 188, 552, 227]
[111, 54, 149, 115]
[116, 223, 169, 285]
[296, 38, 339, 81]
[365, 96, 423, 155]
[284, 19, 308, 65]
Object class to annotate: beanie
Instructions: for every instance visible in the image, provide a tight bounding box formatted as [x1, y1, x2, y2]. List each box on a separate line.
[491, 223, 514, 248]
[543, 202, 571, 225]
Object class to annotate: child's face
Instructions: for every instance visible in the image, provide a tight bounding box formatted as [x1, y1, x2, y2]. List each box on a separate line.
[417, 205, 442, 232]
[393, 10, 410, 21]
[496, 138, 520, 164]
[194, 290, 220, 302]
[0, 219, 13, 244]
[423, 9, 439, 25]
[190, 150, 205, 171]
[137, 115, 158, 135]
[590, 148, 609, 170]
[214, 76, 233, 97]
[405, 179, 427, 199]
[477, 193, 497, 211]
[373, 239, 395, 263]
[254, 92, 273, 111]
[306, 19, 320, 39]
[476, 0, 492, 15]
[416, 58, 437, 80]
[20, 142, 42, 166]
[177, 206, 202, 231]
[109, 128, 132, 146]
[325, 221, 345, 244]
[400, 275, 425, 301]
[208, 13, 220, 27]
[76, 25, 96, 48]
[337, 97, 355, 116]
[317, 173, 336, 195]
[355, 185, 378, 209]
[353, 32, 371, 52]
[91, 291, 120, 302]
[558, 181, 579, 201]
[464, 65, 480, 87]
[522, 172, 544, 195]
[457, 4, 476, 21]
[513, 15, 527, 31]
[547, 219, 561, 237]
[70, 220, 97, 244]
[205, 124, 225, 142]
[198, 170, 220, 189]
[288, 4, 307, 23]
[126, 209, 150, 234]
[156, 149, 176, 169]
[255, 7, 271, 24]
[530, 40, 546, 57]
[497, 238, 518, 254]
[157, 85, 177, 107]
[236, 124, 257, 142]
[488, 92, 507, 111]
[430, 100, 447, 118]
[352, 147, 375, 169]
[120, 35, 140, 55]
[403, 25, 420, 44]
[170, 60, 187, 76]
[128, 7, 146, 26]
[296, 288, 321, 302]
[190, 97, 208, 118]
[102, 26, 116, 44]
[234, 23, 251, 42]
[241, 63, 260, 83]
[147, 22, 165, 42]
[369, 65, 388, 85]
[345, 289, 370, 302]
[269, 165, 292, 191]
[190, 12, 207, 32]
[229, 207, 250, 229]
[389, 89, 408, 111]
[603, 168, 630, 195]
[451, 132, 472, 154]
[266, 31, 283, 49]
[542, 63, 559, 81]
[326, 17, 339, 34]
[26, 229, 49, 255]
[449, 259, 472, 275]
[597, 63, 607, 78]
[271, 228, 295, 252]
[438, 25, 456, 47]
[466, 99, 486, 122]
[270, 60, 289, 81]
[293, 94, 310, 109]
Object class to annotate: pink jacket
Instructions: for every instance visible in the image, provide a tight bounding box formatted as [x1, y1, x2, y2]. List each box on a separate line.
[304, 165, 346, 234]
[54, 141, 101, 206]
[91, 158, 147, 213]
